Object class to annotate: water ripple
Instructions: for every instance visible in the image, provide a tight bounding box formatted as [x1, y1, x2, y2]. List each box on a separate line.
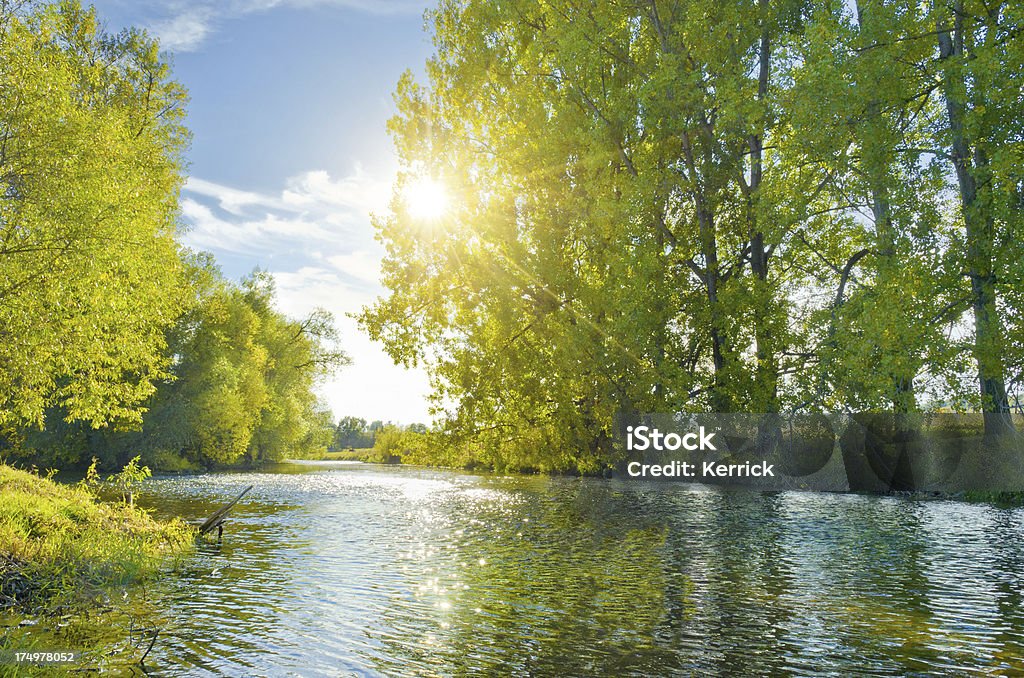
[103, 463, 1024, 675]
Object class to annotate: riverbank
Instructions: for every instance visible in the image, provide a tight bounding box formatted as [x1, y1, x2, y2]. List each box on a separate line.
[0, 464, 193, 613]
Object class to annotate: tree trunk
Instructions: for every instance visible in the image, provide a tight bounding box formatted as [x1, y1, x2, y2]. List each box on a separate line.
[748, 5, 780, 416]
[699, 199, 730, 413]
[868, 182, 917, 414]
[936, 3, 1013, 436]
[682, 128, 731, 413]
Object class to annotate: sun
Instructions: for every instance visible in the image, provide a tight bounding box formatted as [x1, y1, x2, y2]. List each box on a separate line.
[404, 176, 449, 220]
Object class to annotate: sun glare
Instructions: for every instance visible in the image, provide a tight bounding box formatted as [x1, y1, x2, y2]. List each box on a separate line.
[404, 177, 449, 220]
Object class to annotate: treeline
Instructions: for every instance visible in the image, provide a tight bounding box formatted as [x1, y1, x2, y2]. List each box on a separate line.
[361, 0, 1023, 472]
[329, 417, 433, 465]
[18, 263, 347, 470]
[0, 2, 346, 470]
[331, 417, 387, 449]
[330, 416, 428, 450]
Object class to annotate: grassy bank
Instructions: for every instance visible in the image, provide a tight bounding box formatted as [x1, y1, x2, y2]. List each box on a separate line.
[0, 464, 193, 613]
[321, 448, 383, 462]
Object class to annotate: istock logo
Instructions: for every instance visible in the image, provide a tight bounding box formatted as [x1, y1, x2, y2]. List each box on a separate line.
[626, 425, 717, 451]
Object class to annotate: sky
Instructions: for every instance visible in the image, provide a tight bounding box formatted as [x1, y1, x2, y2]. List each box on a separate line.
[89, 0, 437, 425]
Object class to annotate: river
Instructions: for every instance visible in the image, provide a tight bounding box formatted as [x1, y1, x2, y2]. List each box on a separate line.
[14, 460, 1024, 675]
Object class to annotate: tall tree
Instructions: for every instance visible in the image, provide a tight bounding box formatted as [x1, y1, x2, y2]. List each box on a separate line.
[364, 0, 1022, 471]
[785, 0, 962, 414]
[0, 1, 190, 428]
[932, 0, 1019, 433]
[243, 270, 348, 463]
[363, 0, 794, 468]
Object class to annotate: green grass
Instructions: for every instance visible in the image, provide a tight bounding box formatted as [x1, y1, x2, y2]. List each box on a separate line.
[962, 489, 1024, 506]
[320, 448, 380, 462]
[0, 464, 194, 613]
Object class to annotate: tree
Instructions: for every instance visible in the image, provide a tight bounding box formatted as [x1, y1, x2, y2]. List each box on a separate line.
[784, 0, 961, 414]
[362, 0, 812, 469]
[242, 270, 349, 462]
[138, 264, 347, 467]
[363, 2, 685, 471]
[370, 424, 432, 464]
[0, 1, 190, 429]
[932, 0, 1020, 434]
[140, 260, 270, 466]
[333, 416, 372, 449]
[9, 259, 348, 469]
[363, 0, 1022, 472]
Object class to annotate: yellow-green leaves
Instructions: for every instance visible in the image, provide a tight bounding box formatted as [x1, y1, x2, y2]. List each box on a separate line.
[0, 1, 190, 428]
[365, 0, 1023, 470]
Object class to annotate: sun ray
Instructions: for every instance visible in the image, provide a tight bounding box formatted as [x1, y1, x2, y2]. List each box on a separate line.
[404, 177, 449, 220]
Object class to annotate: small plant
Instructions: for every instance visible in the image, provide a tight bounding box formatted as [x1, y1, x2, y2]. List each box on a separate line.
[107, 456, 152, 508]
[80, 456, 102, 495]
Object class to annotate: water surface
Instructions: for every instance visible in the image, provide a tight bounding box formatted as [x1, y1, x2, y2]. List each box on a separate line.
[24, 462, 1024, 674]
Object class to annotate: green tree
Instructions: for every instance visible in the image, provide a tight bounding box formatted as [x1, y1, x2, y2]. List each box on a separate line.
[370, 423, 432, 464]
[10, 260, 348, 469]
[143, 261, 270, 465]
[363, 2, 685, 471]
[932, 0, 1020, 434]
[362, 0, 815, 469]
[243, 270, 349, 462]
[363, 0, 1023, 472]
[0, 1, 190, 429]
[783, 0, 961, 415]
[152, 265, 346, 466]
[105, 455, 151, 508]
[333, 416, 372, 449]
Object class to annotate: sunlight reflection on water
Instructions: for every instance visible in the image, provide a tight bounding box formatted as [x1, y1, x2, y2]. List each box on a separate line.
[89, 463, 1024, 675]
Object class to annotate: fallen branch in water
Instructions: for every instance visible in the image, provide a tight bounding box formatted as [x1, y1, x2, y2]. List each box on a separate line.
[197, 485, 254, 537]
[140, 627, 160, 665]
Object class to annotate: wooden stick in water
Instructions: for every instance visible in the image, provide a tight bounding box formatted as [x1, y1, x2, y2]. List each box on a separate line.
[197, 485, 254, 536]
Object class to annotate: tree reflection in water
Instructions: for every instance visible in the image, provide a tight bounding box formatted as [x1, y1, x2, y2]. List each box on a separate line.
[15, 463, 1023, 675]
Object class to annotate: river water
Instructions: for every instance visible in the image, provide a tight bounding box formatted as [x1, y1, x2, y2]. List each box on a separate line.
[23, 461, 1024, 674]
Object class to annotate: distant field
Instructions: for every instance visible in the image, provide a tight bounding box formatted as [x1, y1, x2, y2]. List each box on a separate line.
[321, 448, 377, 462]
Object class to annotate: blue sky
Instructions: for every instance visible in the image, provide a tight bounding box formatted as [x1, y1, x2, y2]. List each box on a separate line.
[90, 0, 436, 424]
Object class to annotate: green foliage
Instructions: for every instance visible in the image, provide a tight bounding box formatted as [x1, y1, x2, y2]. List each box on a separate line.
[0, 463, 193, 611]
[114, 263, 348, 468]
[0, 3, 350, 471]
[331, 416, 375, 450]
[0, 1, 190, 429]
[105, 456, 151, 507]
[368, 424, 433, 464]
[362, 0, 1023, 471]
[2, 0, 1019, 476]
[10, 261, 348, 470]
[324, 421, 434, 464]
[82, 457, 101, 489]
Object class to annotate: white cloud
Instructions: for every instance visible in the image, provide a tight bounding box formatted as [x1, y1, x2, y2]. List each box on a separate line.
[146, 0, 428, 52]
[180, 166, 392, 255]
[282, 168, 391, 217]
[178, 168, 433, 423]
[185, 177, 285, 215]
[326, 250, 382, 287]
[179, 197, 342, 254]
[151, 9, 214, 51]
[273, 266, 373, 313]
